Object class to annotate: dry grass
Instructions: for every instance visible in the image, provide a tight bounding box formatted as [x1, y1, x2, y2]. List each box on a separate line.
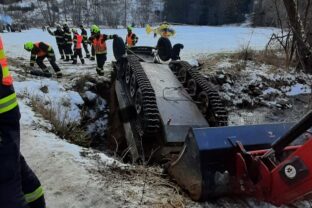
[73, 75, 97, 93]
[198, 48, 297, 72]
[30, 95, 90, 147]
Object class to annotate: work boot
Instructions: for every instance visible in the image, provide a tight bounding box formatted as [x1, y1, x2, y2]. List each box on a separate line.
[90, 56, 95, 61]
[81, 59, 85, 64]
[96, 68, 104, 76]
[56, 71, 62, 78]
[85, 54, 90, 58]
[60, 55, 65, 60]
[72, 60, 77, 64]
[43, 69, 52, 78]
[64, 56, 70, 61]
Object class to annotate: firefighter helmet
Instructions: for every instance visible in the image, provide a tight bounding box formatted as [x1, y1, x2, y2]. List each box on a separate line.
[56, 24, 62, 30]
[24, 42, 34, 51]
[91, 25, 100, 33]
[127, 25, 133, 31]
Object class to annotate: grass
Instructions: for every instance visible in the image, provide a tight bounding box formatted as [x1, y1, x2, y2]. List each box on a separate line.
[198, 47, 297, 72]
[30, 95, 90, 147]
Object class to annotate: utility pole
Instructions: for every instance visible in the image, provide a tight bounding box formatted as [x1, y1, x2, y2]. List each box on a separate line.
[124, 0, 127, 27]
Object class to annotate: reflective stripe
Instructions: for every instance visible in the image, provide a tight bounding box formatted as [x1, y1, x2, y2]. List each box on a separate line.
[96, 51, 107, 54]
[0, 50, 5, 59]
[24, 186, 44, 203]
[0, 92, 16, 104]
[0, 93, 18, 114]
[1, 64, 9, 77]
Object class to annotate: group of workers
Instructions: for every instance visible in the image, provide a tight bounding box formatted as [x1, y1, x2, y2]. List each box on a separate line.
[23, 24, 139, 77]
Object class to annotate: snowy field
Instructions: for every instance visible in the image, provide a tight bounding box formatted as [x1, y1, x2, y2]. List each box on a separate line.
[1, 25, 278, 62]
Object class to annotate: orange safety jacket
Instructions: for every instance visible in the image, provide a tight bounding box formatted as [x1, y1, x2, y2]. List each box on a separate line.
[92, 34, 107, 54]
[35, 42, 48, 57]
[126, 33, 134, 47]
[74, 34, 83, 49]
[0, 36, 18, 115]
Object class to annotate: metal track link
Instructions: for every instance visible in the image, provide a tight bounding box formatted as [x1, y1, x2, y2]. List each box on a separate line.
[169, 61, 228, 126]
[127, 55, 161, 133]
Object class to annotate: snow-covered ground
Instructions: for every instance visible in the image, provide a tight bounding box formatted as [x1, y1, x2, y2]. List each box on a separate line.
[2, 26, 312, 207]
[2, 26, 278, 62]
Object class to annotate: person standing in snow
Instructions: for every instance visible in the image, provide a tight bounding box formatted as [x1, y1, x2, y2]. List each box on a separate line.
[47, 24, 66, 60]
[89, 25, 116, 75]
[24, 42, 63, 78]
[88, 25, 96, 61]
[0, 36, 46, 208]
[63, 23, 73, 61]
[80, 25, 90, 58]
[72, 29, 85, 64]
[125, 26, 138, 48]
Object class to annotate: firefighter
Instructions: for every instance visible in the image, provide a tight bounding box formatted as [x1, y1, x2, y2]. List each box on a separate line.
[24, 42, 62, 78]
[125, 26, 138, 48]
[47, 24, 65, 60]
[63, 23, 73, 61]
[72, 29, 85, 64]
[0, 36, 46, 208]
[88, 25, 97, 61]
[79, 25, 90, 58]
[89, 25, 115, 75]
[158, 22, 175, 38]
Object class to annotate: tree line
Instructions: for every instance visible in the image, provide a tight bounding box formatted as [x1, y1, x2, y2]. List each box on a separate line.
[163, 0, 253, 25]
[2, 0, 162, 27]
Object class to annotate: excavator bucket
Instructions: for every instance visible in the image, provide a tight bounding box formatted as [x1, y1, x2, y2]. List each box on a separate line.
[168, 123, 295, 201]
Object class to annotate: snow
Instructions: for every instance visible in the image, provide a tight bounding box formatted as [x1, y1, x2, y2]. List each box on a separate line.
[84, 91, 97, 102]
[283, 84, 311, 96]
[14, 79, 84, 123]
[1, 26, 278, 63]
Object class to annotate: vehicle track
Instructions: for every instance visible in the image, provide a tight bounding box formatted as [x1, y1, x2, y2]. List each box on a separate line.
[169, 61, 228, 126]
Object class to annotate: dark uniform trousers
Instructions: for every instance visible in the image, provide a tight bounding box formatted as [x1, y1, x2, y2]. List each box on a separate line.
[82, 43, 90, 57]
[73, 48, 84, 64]
[57, 43, 65, 59]
[36, 50, 61, 73]
[64, 44, 73, 60]
[0, 110, 45, 208]
[96, 53, 107, 70]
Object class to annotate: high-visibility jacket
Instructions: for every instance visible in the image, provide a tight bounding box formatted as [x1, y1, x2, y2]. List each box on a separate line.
[30, 42, 53, 65]
[91, 34, 113, 54]
[0, 36, 18, 114]
[126, 32, 138, 47]
[73, 33, 83, 49]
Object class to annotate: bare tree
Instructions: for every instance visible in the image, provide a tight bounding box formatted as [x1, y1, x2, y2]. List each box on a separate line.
[283, 0, 312, 73]
[37, 0, 59, 26]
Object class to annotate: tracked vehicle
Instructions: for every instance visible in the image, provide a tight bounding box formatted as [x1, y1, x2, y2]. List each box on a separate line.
[112, 37, 227, 162]
[111, 37, 312, 205]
